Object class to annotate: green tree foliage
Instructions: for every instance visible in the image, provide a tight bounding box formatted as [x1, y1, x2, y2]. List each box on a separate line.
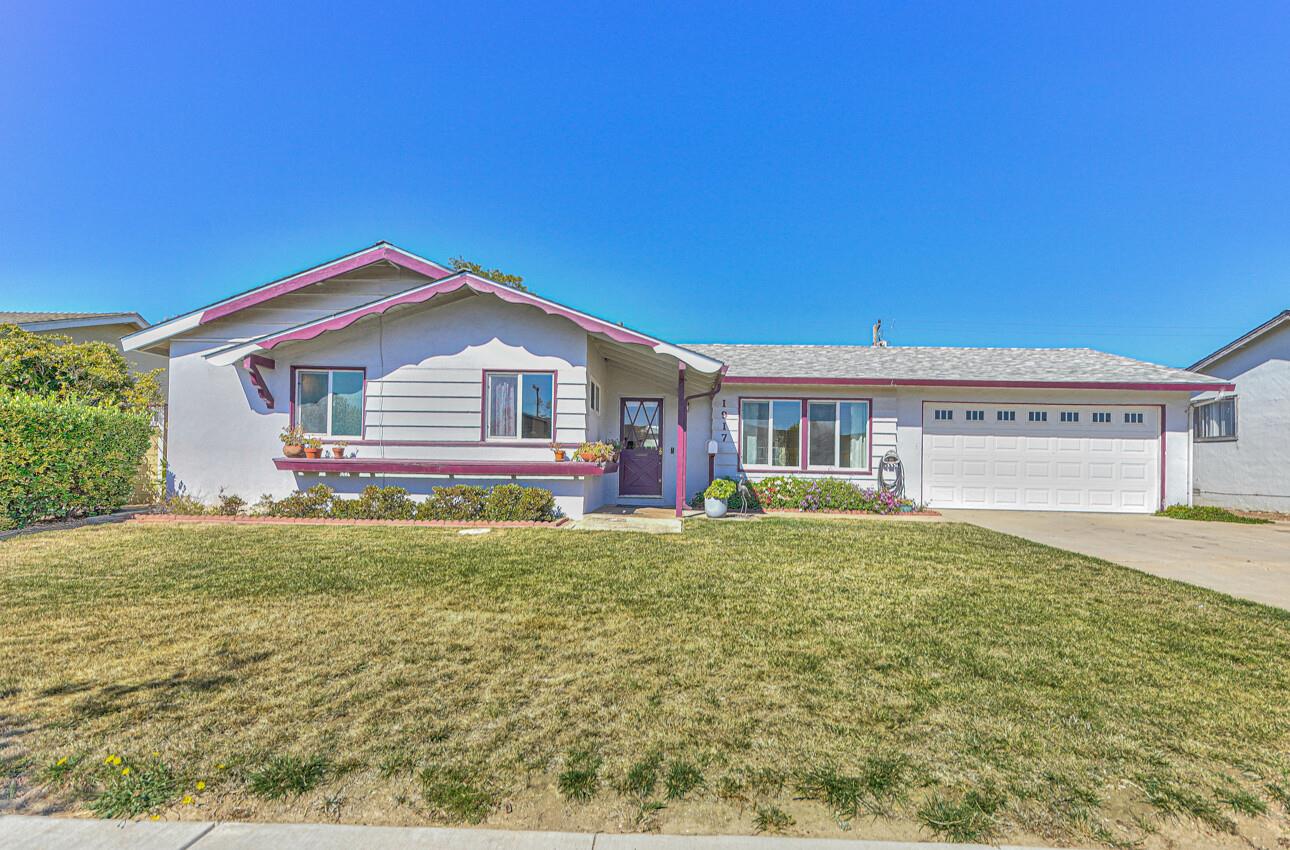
[0, 393, 153, 526]
[449, 257, 527, 291]
[0, 323, 162, 411]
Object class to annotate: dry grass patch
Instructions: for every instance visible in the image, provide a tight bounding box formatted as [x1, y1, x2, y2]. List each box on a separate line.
[1, 519, 1288, 846]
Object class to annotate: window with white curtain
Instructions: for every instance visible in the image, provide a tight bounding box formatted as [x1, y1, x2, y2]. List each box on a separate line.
[740, 399, 800, 467]
[807, 401, 869, 468]
[1193, 397, 1237, 442]
[486, 372, 554, 439]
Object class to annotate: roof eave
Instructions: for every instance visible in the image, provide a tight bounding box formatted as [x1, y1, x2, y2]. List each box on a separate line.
[1189, 310, 1290, 372]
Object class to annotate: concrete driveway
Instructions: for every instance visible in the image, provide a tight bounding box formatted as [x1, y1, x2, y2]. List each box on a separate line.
[941, 510, 1290, 611]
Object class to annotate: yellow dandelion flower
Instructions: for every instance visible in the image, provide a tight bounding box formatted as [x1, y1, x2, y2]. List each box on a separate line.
[104, 755, 116, 765]
[150, 815, 160, 821]
[152, 751, 160, 757]
[56, 757, 67, 766]
[195, 781, 206, 791]
[182, 795, 194, 805]
[216, 763, 226, 770]
[112, 755, 122, 766]
[121, 767, 131, 776]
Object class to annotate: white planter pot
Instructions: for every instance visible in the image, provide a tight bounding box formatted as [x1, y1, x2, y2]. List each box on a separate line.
[705, 497, 728, 518]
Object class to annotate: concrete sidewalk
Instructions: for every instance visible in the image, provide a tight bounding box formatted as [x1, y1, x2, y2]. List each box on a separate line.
[0, 815, 1089, 850]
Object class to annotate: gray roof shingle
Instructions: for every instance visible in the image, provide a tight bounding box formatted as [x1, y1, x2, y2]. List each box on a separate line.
[0, 311, 147, 327]
[684, 344, 1227, 386]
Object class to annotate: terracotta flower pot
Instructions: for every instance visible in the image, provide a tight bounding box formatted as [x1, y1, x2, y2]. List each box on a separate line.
[303, 447, 322, 459]
[553, 450, 567, 461]
[284, 444, 305, 458]
[331, 446, 345, 458]
[579, 451, 597, 462]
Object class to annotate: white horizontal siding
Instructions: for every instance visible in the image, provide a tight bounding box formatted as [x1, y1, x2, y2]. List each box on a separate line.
[711, 388, 897, 483]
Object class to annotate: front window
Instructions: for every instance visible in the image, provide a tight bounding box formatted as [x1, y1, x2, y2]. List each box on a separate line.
[741, 399, 800, 467]
[296, 368, 363, 437]
[808, 401, 869, 468]
[486, 371, 554, 439]
[1193, 398, 1237, 442]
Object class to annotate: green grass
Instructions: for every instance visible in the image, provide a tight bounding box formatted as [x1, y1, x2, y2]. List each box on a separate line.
[1156, 504, 1272, 524]
[1, 519, 1288, 844]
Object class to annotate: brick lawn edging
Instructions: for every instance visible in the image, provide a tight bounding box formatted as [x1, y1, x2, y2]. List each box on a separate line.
[129, 514, 569, 529]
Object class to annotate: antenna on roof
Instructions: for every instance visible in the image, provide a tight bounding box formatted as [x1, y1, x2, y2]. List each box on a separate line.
[872, 319, 888, 348]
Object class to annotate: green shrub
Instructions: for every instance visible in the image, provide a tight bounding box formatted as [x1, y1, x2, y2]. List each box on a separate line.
[704, 478, 737, 501]
[0, 323, 161, 411]
[483, 483, 558, 521]
[418, 485, 487, 521]
[0, 393, 153, 527]
[750, 476, 912, 513]
[332, 485, 415, 520]
[262, 484, 334, 518]
[250, 484, 559, 522]
[161, 493, 210, 515]
[215, 491, 246, 516]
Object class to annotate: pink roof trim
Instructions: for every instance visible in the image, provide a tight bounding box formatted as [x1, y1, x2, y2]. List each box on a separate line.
[199, 245, 452, 325]
[257, 272, 657, 350]
[723, 375, 1235, 392]
[273, 457, 614, 477]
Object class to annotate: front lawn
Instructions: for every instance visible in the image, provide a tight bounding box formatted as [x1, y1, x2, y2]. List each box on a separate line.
[1, 519, 1288, 847]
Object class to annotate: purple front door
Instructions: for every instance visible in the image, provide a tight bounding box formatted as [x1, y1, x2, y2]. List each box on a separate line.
[619, 398, 663, 497]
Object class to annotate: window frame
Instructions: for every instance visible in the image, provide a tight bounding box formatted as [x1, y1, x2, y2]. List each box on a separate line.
[481, 369, 558, 442]
[737, 396, 872, 474]
[1193, 397, 1238, 443]
[587, 379, 601, 414]
[291, 366, 366, 439]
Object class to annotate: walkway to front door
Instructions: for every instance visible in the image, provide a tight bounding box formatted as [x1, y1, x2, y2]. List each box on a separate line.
[619, 398, 663, 497]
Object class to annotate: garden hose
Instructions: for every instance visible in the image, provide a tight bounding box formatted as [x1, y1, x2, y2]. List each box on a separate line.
[878, 449, 904, 498]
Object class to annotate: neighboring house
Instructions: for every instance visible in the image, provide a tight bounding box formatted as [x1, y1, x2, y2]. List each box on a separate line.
[122, 242, 1229, 518]
[1, 311, 168, 398]
[1188, 310, 1290, 512]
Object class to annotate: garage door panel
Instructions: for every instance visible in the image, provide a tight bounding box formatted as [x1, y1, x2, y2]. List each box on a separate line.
[923, 403, 1159, 513]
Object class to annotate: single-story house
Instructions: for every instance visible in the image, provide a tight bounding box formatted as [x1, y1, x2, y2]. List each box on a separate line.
[1188, 310, 1290, 512]
[1, 310, 169, 397]
[122, 242, 1230, 518]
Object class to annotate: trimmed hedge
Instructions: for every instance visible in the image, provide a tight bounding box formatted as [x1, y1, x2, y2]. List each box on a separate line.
[0, 393, 153, 527]
[163, 484, 562, 523]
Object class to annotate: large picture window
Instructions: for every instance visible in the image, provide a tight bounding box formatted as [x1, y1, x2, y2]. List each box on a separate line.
[807, 400, 869, 468]
[740, 399, 800, 467]
[296, 368, 364, 437]
[486, 371, 554, 440]
[1193, 397, 1237, 442]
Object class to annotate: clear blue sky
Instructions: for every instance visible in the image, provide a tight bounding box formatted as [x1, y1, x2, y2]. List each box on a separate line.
[2, 2, 1287, 367]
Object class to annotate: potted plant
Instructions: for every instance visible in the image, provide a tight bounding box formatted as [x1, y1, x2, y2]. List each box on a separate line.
[550, 442, 567, 461]
[703, 478, 737, 518]
[280, 425, 306, 458]
[577, 441, 598, 462]
[331, 440, 348, 459]
[303, 436, 324, 459]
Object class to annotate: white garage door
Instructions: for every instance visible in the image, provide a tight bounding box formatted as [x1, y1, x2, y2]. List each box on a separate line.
[922, 403, 1161, 513]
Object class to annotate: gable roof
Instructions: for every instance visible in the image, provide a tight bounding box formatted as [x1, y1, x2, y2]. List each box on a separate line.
[122, 242, 452, 353]
[688, 344, 1230, 391]
[1189, 310, 1290, 372]
[0, 311, 149, 332]
[204, 270, 726, 374]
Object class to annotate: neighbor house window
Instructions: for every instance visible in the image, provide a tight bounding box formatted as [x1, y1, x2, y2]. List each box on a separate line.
[965, 409, 985, 421]
[996, 410, 1016, 421]
[295, 368, 364, 437]
[1092, 412, 1112, 423]
[486, 371, 554, 439]
[1060, 411, 1079, 423]
[1193, 398, 1237, 442]
[807, 400, 869, 468]
[741, 399, 800, 467]
[1124, 412, 1144, 424]
[1029, 411, 1048, 422]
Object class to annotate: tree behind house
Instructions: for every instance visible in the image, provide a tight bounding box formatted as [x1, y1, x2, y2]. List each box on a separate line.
[449, 257, 526, 291]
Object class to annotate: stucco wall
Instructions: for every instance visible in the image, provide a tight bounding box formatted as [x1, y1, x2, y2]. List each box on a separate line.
[1193, 322, 1290, 511]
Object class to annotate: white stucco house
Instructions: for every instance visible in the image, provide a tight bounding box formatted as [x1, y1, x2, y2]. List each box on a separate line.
[1188, 310, 1290, 512]
[123, 242, 1230, 519]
